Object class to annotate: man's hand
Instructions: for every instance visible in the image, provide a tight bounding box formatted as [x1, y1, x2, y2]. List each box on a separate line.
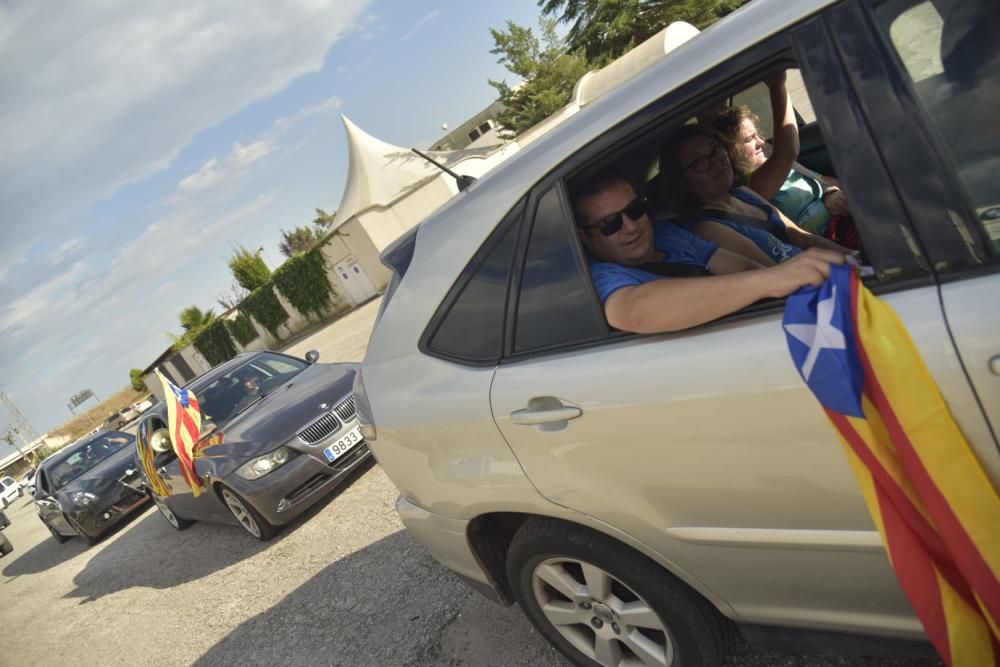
[763, 248, 846, 299]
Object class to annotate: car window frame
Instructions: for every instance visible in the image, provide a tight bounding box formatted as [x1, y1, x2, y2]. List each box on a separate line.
[418, 198, 528, 367]
[503, 180, 611, 360]
[856, 0, 999, 277]
[492, 11, 933, 364]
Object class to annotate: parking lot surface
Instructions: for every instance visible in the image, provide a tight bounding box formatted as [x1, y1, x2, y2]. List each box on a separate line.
[0, 300, 940, 666]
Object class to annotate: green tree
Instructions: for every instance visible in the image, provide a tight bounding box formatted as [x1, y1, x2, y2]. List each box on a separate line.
[228, 245, 271, 292]
[179, 305, 215, 332]
[538, 0, 752, 63]
[488, 18, 591, 137]
[278, 225, 324, 259]
[129, 368, 147, 392]
[312, 208, 336, 228]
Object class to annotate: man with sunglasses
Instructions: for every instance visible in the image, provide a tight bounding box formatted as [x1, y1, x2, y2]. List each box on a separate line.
[573, 170, 846, 334]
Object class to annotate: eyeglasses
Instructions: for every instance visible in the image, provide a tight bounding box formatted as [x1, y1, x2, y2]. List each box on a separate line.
[580, 196, 648, 236]
[683, 144, 728, 175]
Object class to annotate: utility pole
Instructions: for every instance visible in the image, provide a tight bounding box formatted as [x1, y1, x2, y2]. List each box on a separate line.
[2, 427, 27, 459]
[0, 391, 40, 444]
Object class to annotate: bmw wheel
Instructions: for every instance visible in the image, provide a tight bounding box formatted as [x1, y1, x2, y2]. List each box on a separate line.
[506, 519, 731, 667]
[153, 496, 192, 530]
[220, 486, 275, 541]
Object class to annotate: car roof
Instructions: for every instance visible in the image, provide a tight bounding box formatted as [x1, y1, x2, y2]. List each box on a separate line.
[421, 0, 834, 240]
[367, 0, 836, 365]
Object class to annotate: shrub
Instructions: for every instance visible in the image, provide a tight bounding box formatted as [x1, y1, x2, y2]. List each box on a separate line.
[239, 286, 289, 340]
[193, 319, 237, 366]
[227, 313, 258, 347]
[272, 249, 338, 317]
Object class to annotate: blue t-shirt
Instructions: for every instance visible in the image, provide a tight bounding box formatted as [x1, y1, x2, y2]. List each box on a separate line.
[589, 221, 719, 304]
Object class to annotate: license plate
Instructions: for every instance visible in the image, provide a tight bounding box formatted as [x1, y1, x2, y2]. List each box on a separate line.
[323, 426, 363, 462]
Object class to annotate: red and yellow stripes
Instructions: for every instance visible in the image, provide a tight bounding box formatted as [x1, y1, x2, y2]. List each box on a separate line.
[824, 272, 1000, 666]
[156, 369, 206, 498]
[136, 424, 171, 497]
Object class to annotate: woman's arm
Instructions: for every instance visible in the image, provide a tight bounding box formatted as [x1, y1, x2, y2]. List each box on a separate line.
[775, 204, 852, 253]
[690, 220, 777, 267]
[747, 71, 800, 201]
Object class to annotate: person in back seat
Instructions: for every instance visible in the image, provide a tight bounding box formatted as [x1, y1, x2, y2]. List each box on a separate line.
[657, 124, 850, 265]
[572, 169, 846, 334]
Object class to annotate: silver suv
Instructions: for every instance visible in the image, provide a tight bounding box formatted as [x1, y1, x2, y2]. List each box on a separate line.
[356, 0, 1000, 664]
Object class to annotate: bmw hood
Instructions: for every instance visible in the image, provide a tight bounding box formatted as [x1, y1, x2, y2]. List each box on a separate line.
[60, 445, 138, 499]
[215, 362, 357, 452]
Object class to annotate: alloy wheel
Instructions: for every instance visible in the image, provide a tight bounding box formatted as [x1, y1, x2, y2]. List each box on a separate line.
[531, 557, 674, 666]
[221, 488, 261, 538]
[154, 497, 180, 529]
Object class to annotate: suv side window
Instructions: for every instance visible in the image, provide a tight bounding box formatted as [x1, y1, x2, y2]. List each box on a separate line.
[424, 202, 523, 364]
[874, 0, 1000, 253]
[513, 186, 606, 353]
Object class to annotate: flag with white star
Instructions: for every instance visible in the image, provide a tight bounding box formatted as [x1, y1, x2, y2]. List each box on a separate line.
[781, 264, 1000, 667]
[782, 264, 863, 418]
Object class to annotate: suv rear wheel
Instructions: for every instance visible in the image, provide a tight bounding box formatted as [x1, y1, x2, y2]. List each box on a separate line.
[506, 519, 731, 667]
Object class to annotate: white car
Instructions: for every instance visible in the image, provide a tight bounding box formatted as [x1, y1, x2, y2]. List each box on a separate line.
[20, 470, 36, 497]
[0, 476, 22, 509]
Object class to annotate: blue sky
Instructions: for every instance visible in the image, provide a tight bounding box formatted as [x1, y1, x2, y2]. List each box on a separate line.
[0, 0, 546, 452]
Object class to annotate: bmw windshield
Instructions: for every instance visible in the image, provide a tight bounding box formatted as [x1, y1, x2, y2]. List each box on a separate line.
[193, 353, 308, 424]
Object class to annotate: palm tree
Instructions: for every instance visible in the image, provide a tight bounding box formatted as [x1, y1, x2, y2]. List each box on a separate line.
[179, 306, 216, 333]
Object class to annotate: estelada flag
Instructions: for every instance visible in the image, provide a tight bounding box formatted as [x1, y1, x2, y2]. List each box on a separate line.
[783, 264, 1000, 667]
[135, 424, 170, 497]
[154, 368, 206, 497]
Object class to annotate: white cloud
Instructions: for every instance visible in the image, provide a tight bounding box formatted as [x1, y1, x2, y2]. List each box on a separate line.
[174, 95, 341, 200]
[401, 10, 441, 41]
[50, 237, 87, 265]
[0, 0, 371, 261]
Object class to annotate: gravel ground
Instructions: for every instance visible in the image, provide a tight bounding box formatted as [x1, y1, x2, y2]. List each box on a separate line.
[0, 465, 939, 666]
[0, 299, 941, 666]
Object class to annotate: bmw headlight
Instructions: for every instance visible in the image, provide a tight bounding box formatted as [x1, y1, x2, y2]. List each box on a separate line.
[235, 447, 295, 480]
[71, 491, 98, 507]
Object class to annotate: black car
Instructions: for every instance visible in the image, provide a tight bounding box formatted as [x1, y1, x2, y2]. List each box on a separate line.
[136, 350, 369, 541]
[34, 431, 149, 545]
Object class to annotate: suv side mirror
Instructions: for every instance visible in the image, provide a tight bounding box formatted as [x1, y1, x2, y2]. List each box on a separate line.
[305, 350, 320, 364]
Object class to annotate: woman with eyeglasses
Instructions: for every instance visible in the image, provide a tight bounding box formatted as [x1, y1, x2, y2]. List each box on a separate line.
[657, 124, 849, 266]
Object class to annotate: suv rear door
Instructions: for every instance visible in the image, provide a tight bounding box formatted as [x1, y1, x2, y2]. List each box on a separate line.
[489, 4, 1000, 637]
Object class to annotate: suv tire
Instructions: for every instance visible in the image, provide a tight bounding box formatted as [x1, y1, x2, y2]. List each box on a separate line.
[506, 519, 731, 667]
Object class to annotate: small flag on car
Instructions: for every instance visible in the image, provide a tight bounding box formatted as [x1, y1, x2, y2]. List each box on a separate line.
[155, 368, 206, 497]
[783, 264, 1000, 667]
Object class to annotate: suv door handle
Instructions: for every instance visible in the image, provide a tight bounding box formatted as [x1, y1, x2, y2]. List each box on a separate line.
[510, 399, 582, 426]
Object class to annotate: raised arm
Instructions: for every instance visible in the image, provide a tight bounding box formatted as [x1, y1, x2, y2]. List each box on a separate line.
[748, 71, 799, 201]
[603, 249, 845, 334]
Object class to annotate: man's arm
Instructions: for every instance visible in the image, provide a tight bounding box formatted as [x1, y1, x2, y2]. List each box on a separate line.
[604, 249, 845, 334]
[748, 71, 799, 201]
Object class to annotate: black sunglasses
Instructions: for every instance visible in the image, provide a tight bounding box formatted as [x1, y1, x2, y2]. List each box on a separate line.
[581, 196, 648, 236]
